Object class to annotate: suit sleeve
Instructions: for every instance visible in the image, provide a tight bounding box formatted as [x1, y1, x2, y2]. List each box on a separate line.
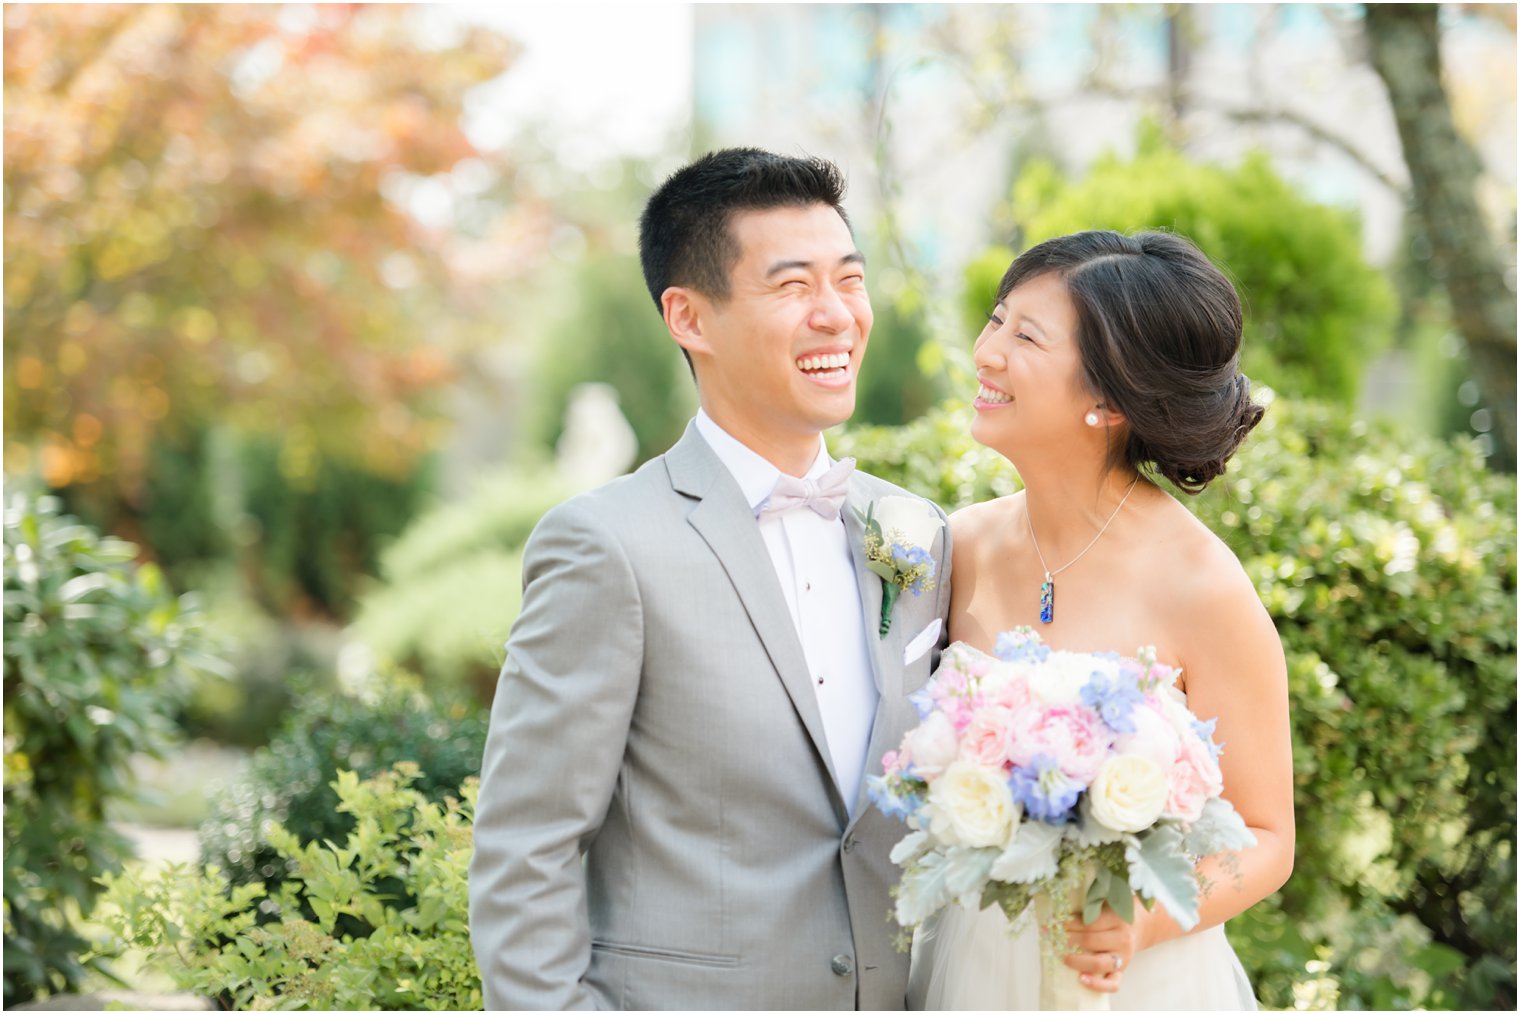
[469, 499, 644, 1011]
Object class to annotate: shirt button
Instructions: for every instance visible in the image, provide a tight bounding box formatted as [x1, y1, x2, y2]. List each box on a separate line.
[831, 954, 854, 976]
[804, 580, 812, 591]
[816, 673, 825, 685]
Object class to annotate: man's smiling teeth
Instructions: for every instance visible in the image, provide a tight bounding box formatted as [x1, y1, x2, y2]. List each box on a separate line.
[978, 383, 1012, 404]
[798, 352, 850, 372]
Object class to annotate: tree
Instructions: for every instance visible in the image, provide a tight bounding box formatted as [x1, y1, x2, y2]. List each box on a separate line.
[1363, 3, 1517, 466]
[3, 5, 535, 527]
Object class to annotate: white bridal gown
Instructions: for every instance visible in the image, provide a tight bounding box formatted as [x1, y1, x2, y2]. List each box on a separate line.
[908, 899, 1258, 1011]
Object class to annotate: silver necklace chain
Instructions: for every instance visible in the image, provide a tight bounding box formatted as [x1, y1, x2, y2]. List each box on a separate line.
[1026, 477, 1140, 580]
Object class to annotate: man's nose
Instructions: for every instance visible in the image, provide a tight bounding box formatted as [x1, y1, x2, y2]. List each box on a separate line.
[808, 284, 854, 333]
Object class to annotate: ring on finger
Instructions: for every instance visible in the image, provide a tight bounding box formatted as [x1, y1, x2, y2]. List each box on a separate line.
[1112, 954, 1124, 973]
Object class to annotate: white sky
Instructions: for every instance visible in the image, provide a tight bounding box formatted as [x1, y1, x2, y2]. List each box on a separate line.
[451, 4, 694, 168]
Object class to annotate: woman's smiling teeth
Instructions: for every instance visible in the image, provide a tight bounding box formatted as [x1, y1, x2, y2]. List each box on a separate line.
[797, 352, 850, 374]
[978, 383, 1012, 404]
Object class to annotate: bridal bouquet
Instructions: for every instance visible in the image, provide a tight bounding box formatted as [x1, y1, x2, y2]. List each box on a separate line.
[868, 629, 1255, 1007]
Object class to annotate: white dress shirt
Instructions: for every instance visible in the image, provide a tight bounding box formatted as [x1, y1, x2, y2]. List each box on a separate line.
[694, 410, 879, 814]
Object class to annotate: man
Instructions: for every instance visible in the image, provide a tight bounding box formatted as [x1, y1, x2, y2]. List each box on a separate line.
[469, 148, 951, 1010]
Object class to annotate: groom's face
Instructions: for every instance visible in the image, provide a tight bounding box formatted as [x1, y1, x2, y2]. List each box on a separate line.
[683, 203, 872, 449]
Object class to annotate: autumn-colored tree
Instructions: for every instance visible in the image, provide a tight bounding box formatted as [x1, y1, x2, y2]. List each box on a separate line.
[3, 5, 541, 527]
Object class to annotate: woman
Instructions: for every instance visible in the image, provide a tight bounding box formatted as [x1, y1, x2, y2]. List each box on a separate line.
[909, 231, 1294, 1010]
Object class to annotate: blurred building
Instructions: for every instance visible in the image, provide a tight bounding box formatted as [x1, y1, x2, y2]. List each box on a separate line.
[690, 4, 1515, 275]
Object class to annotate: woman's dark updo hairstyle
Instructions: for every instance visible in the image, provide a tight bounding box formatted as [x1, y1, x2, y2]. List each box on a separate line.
[997, 230, 1264, 493]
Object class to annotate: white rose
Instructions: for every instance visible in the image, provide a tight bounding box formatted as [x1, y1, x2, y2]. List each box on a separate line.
[904, 710, 959, 779]
[1026, 651, 1093, 706]
[927, 760, 1019, 848]
[1114, 703, 1182, 770]
[1088, 754, 1169, 833]
[874, 495, 944, 550]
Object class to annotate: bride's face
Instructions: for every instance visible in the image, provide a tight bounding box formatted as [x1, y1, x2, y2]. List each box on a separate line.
[969, 271, 1097, 459]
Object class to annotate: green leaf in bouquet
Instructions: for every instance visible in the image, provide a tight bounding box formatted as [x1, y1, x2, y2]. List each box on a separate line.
[1086, 863, 1136, 924]
[1125, 824, 1200, 930]
[943, 846, 997, 900]
[895, 851, 954, 927]
[1067, 794, 1127, 848]
[1181, 797, 1257, 858]
[981, 878, 1036, 922]
[889, 830, 933, 866]
[988, 821, 1062, 883]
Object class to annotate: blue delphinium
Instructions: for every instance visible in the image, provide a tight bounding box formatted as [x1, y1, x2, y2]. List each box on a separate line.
[994, 629, 1052, 665]
[1081, 672, 1147, 734]
[1008, 754, 1081, 824]
[907, 682, 936, 721]
[867, 774, 923, 822]
[890, 544, 936, 594]
[1191, 717, 1224, 760]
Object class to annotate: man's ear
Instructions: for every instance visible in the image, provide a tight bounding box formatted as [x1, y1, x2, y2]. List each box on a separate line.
[662, 286, 711, 358]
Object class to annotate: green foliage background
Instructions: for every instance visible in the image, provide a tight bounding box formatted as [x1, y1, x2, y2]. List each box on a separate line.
[94, 766, 480, 1011]
[199, 676, 488, 894]
[2, 493, 226, 1004]
[960, 128, 1399, 407]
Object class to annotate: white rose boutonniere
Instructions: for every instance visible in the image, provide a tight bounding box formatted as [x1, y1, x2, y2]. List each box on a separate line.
[858, 495, 943, 637]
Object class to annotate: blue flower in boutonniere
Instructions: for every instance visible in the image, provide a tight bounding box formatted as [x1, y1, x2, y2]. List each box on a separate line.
[857, 495, 944, 638]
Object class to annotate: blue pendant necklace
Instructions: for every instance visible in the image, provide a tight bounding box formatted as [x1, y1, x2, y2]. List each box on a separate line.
[1026, 478, 1139, 624]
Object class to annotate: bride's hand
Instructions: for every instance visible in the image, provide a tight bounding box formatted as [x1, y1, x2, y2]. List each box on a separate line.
[1062, 906, 1138, 994]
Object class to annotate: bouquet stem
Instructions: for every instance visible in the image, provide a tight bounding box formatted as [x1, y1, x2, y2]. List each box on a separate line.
[1034, 862, 1111, 1011]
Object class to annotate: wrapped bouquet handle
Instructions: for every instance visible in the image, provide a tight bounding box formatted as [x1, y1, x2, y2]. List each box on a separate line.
[1033, 861, 1109, 1011]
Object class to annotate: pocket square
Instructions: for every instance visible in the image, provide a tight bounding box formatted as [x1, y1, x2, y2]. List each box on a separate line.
[902, 618, 943, 665]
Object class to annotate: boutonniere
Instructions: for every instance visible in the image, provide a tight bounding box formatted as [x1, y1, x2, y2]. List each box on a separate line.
[857, 495, 943, 638]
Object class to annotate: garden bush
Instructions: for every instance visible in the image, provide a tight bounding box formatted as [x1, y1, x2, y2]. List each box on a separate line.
[352, 465, 574, 700]
[839, 397, 1516, 1009]
[93, 765, 480, 1010]
[198, 673, 487, 894]
[2, 491, 225, 1004]
[964, 124, 1398, 405]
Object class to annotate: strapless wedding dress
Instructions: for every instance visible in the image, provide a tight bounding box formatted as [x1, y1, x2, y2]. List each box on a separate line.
[907, 897, 1257, 1010]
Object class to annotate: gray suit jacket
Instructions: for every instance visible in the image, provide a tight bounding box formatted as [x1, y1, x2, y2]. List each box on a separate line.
[469, 423, 951, 1011]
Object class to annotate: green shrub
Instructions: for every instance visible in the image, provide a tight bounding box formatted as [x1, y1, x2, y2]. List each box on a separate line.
[62, 427, 436, 623]
[93, 765, 480, 1010]
[842, 398, 1516, 1009]
[353, 465, 573, 699]
[2, 491, 225, 1004]
[967, 125, 1398, 405]
[198, 674, 487, 894]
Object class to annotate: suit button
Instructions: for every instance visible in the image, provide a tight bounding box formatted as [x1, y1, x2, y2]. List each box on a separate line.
[841, 835, 856, 853]
[831, 954, 854, 976]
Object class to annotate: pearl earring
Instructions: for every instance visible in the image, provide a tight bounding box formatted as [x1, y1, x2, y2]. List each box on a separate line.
[1084, 411, 1100, 427]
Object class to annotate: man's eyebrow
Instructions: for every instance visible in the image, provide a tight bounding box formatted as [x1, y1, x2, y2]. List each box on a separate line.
[764, 252, 867, 277]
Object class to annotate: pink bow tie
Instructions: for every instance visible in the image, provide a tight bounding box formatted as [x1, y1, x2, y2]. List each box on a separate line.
[756, 457, 856, 521]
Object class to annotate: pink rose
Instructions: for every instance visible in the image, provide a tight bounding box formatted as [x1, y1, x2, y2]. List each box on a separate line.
[1006, 703, 1112, 783]
[904, 710, 960, 779]
[929, 669, 977, 731]
[987, 678, 1031, 712]
[1166, 730, 1223, 823]
[959, 706, 1015, 769]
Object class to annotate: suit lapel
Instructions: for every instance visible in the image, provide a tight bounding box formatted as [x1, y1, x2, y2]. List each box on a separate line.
[843, 475, 907, 833]
[668, 427, 846, 818]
